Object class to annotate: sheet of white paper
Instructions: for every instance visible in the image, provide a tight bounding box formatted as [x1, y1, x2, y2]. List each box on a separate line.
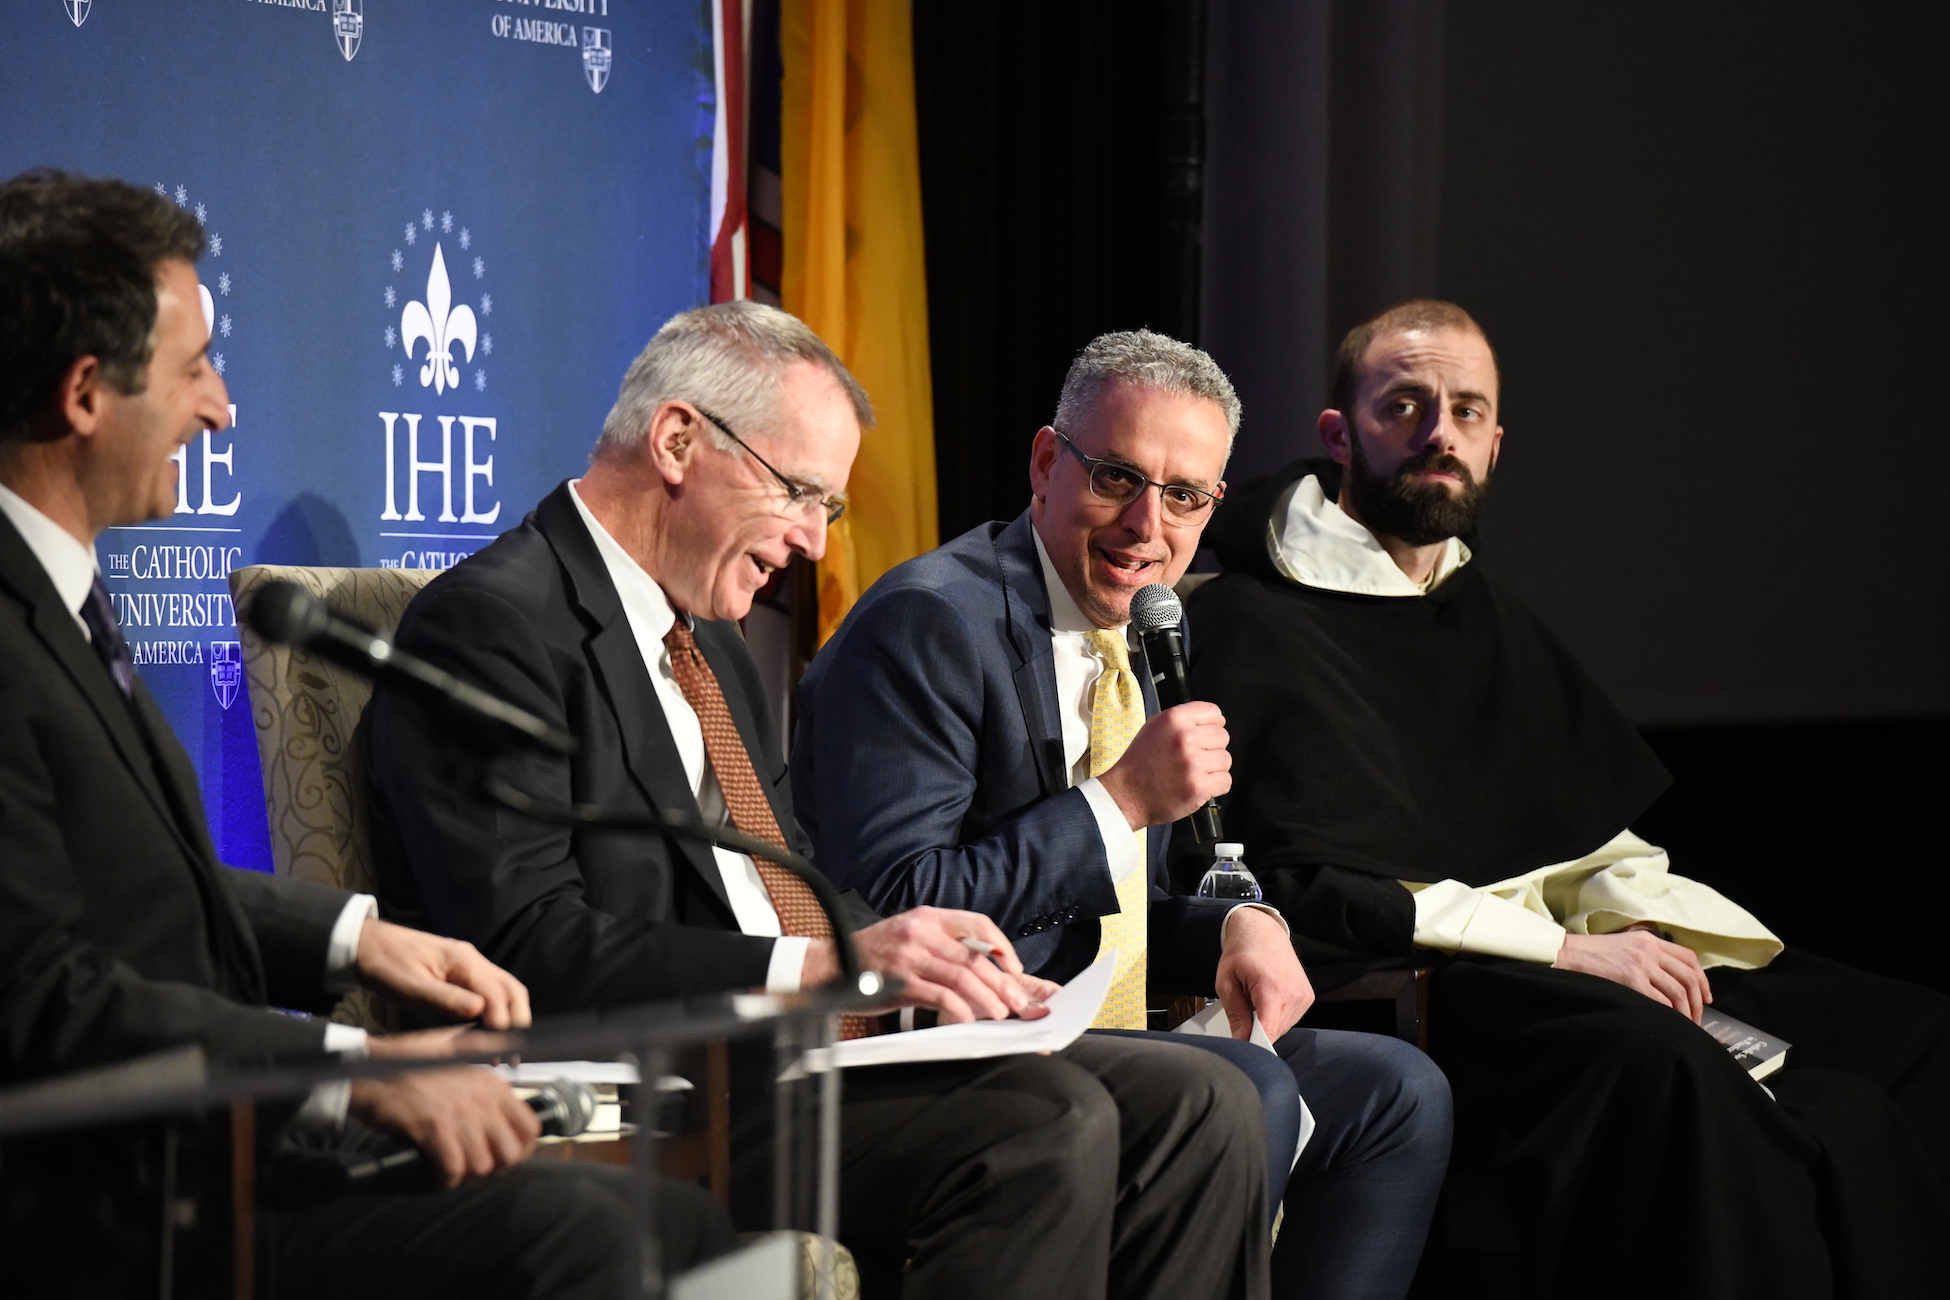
[495, 1060, 642, 1085]
[1172, 1002, 1313, 1167]
[1174, 999, 1277, 1052]
[786, 948, 1117, 1078]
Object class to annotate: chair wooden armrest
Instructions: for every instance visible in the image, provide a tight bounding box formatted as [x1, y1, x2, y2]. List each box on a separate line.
[1313, 965, 1432, 1049]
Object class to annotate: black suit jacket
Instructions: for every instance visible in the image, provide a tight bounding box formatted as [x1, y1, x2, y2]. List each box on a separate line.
[0, 512, 344, 1086]
[364, 482, 869, 1013]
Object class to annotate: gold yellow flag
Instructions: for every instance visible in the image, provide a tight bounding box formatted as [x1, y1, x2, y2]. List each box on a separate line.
[780, 0, 938, 643]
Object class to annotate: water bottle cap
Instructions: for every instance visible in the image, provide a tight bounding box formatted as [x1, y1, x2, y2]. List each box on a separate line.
[1214, 842, 1244, 857]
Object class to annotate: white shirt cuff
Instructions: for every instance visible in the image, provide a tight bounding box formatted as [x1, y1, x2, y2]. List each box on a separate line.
[1076, 777, 1144, 885]
[293, 1023, 371, 1131]
[1220, 902, 1289, 948]
[766, 936, 812, 993]
[1408, 879, 1567, 964]
[323, 894, 379, 994]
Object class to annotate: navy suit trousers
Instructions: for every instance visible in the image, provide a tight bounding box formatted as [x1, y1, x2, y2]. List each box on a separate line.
[1094, 1025, 1451, 1300]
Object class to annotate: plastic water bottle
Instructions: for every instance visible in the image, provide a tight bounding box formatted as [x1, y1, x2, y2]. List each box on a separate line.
[1195, 842, 1263, 901]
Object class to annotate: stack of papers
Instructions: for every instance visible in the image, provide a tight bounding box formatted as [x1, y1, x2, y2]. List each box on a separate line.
[788, 948, 1117, 1076]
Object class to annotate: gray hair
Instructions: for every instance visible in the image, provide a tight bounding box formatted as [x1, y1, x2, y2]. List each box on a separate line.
[595, 299, 873, 457]
[1052, 329, 1241, 452]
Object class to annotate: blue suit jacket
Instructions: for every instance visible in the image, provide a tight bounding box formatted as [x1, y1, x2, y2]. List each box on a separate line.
[792, 511, 1235, 989]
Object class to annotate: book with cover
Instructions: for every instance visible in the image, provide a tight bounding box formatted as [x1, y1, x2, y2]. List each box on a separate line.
[1700, 1010, 1790, 1080]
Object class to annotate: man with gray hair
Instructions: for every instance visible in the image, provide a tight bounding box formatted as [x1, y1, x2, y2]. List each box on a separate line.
[367, 303, 1275, 1299]
[793, 329, 1452, 1299]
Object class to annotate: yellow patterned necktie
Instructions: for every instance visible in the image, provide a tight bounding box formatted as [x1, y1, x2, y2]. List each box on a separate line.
[1085, 628, 1150, 1030]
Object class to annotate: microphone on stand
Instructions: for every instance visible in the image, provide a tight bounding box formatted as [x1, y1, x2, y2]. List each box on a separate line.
[244, 579, 577, 756]
[1129, 582, 1223, 844]
[244, 578, 868, 982]
[341, 1078, 600, 1186]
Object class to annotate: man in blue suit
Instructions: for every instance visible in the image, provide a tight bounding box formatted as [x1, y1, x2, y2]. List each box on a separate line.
[793, 330, 1452, 1299]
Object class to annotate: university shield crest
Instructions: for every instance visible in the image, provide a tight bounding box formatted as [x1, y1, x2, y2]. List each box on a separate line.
[210, 642, 242, 710]
[582, 28, 611, 94]
[333, 0, 363, 62]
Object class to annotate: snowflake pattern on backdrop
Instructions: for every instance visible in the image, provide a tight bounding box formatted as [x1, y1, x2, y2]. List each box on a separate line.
[161, 185, 239, 381]
[387, 208, 490, 393]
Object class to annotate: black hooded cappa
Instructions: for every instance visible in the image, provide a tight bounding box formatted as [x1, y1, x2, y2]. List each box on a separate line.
[1181, 458, 1670, 965]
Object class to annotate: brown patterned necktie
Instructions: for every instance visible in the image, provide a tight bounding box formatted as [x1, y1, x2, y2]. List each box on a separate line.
[662, 620, 873, 1038]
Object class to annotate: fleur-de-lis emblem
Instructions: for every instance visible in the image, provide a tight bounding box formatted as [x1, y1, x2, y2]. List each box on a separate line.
[400, 243, 477, 395]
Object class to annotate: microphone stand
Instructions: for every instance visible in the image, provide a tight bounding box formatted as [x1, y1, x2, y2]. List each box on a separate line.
[481, 774, 867, 988]
[240, 582, 869, 987]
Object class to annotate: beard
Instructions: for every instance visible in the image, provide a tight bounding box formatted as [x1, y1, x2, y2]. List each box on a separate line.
[1344, 431, 1492, 547]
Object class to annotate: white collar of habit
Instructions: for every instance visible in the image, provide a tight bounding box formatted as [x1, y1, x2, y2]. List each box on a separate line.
[1264, 473, 1472, 598]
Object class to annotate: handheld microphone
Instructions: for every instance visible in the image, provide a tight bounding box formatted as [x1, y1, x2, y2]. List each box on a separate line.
[341, 1078, 600, 1186]
[1129, 582, 1223, 844]
[245, 579, 577, 756]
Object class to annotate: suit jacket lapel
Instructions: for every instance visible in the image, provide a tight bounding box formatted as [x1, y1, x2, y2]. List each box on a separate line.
[0, 516, 268, 1002]
[993, 513, 1068, 798]
[535, 486, 736, 918]
[0, 520, 207, 866]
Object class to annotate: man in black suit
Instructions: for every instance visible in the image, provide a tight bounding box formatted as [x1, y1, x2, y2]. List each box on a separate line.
[0, 170, 722, 1298]
[365, 299, 1275, 1299]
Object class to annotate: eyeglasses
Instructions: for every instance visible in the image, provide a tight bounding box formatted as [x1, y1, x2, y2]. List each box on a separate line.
[691, 404, 847, 525]
[1053, 431, 1223, 526]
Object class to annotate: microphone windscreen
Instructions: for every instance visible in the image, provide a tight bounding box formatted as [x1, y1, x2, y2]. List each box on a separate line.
[1129, 582, 1184, 634]
[246, 580, 330, 648]
[530, 1079, 599, 1138]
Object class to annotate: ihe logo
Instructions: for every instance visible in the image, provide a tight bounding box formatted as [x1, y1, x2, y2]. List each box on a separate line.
[379, 209, 500, 529]
[63, 0, 89, 27]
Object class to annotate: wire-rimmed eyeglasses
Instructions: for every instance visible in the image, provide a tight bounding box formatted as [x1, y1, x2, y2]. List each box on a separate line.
[1053, 430, 1222, 526]
[691, 404, 847, 525]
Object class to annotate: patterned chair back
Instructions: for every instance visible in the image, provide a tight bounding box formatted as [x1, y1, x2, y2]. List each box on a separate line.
[228, 565, 440, 895]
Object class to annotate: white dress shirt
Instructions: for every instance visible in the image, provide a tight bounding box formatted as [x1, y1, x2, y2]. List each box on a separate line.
[567, 481, 809, 992]
[1030, 528, 1284, 949]
[0, 483, 372, 1128]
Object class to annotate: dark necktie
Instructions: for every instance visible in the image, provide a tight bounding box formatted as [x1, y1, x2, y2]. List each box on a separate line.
[80, 574, 136, 698]
[663, 620, 873, 1038]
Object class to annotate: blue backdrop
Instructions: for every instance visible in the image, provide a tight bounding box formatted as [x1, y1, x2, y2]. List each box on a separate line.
[2, 0, 717, 869]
